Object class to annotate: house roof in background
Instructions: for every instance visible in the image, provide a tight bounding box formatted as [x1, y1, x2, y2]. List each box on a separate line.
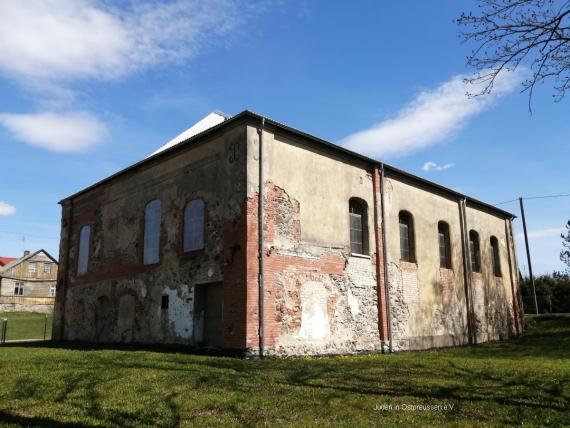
[0, 249, 58, 274]
[0, 257, 17, 266]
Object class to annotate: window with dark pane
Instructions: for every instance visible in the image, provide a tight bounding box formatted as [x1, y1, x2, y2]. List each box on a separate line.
[399, 211, 415, 262]
[349, 198, 368, 255]
[490, 236, 502, 277]
[469, 230, 481, 273]
[438, 221, 452, 269]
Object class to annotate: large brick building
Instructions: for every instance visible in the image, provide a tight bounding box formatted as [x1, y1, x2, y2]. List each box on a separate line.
[53, 110, 523, 355]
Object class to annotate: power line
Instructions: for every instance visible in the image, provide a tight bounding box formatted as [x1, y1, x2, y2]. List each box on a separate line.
[0, 230, 59, 241]
[495, 193, 570, 206]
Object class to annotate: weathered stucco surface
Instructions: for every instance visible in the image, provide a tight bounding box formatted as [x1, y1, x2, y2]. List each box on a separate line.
[53, 114, 522, 355]
[384, 176, 518, 350]
[55, 124, 248, 347]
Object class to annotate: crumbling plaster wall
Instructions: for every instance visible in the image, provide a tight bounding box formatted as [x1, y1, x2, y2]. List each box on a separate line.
[384, 175, 518, 350]
[384, 176, 469, 350]
[55, 124, 248, 347]
[465, 206, 518, 342]
[245, 125, 383, 355]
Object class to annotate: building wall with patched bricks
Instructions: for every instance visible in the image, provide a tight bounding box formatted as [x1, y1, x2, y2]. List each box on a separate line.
[53, 111, 522, 355]
[244, 124, 385, 355]
[53, 121, 249, 348]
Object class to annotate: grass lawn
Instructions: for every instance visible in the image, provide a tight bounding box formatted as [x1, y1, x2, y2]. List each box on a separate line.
[0, 312, 52, 342]
[0, 316, 568, 427]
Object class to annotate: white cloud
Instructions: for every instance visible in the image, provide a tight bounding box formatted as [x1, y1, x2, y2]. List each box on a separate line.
[0, 112, 107, 153]
[516, 228, 563, 239]
[0, 0, 249, 85]
[340, 70, 523, 158]
[422, 161, 455, 172]
[0, 202, 16, 216]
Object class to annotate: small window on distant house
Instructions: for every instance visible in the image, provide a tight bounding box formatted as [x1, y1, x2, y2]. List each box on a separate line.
[28, 262, 36, 274]
[44, 263, 51, 274]
[469, 230, 481, 273]
[349, 198, 368, 255]
[14, 281, 24, 296]
[184, 199, 205, 252]
[490, 236, 502, 277]
[49, 285, 56, 297]
[399, 211, 415, 262]
[144, 200, 162, 265]
[77, 225, 91, 275]
[438, 221, 452, 269]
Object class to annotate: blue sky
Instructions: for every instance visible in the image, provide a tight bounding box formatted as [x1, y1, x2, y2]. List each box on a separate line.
[0, 0, 568, 274]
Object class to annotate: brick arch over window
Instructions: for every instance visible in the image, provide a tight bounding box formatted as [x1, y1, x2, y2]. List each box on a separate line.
[469, 230, 481, 273]
[349, 198, 369, 255]
[184, 199, 205, 252]
[143, 200, 161, 265]
[399, 210, 415, 262]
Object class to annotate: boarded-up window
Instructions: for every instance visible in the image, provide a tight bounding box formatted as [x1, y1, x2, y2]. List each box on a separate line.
[184, 199, 205, 252]
[77, 225, 90, 275]
[490, 236, 502, 277]
[144, 200, 161, 265]
[349, 198, 368, 255]
[469, 230, 481, 273]
[399, 211, 415, 262]
[438, 221, 452, 269]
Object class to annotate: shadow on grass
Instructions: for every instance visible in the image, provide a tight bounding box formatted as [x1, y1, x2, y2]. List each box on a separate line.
[1, 316, 569, 426]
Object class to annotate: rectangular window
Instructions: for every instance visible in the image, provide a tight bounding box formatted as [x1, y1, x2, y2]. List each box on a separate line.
[144, 200, 161, 265]
[184, 200, 205, 252]
[438, 231, 447, 267]
[400, 222, 410, 261]
[349, 212, 363, 254]
[49, 285, 56, 297]
[161, 295, 169, 310]
[14, 281, 24, 296]
[77, 225, 91, 275]
[28, 262, 36, 274]
[44, 263, 51, 274]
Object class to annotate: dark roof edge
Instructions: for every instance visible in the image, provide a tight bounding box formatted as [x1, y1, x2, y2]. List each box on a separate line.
[60, 109, 515, 219]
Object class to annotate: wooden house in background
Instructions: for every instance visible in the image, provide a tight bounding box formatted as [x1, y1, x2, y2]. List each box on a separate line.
[0, 250, 58, 314]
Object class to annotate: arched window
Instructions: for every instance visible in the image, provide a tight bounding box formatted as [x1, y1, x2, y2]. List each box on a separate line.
[438, 221, 452, 269]
[469, 230, 481, 273]
[349, 198, 368, 255]
[490, 236, 502, 277]
[184, 199, 205, 252]
[399, 211, 415, 262]
[144, 200, 161, 265]
[77, 225, 90, 275]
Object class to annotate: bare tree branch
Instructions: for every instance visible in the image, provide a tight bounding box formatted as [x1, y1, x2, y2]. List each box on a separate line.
[456, 0, 570, 111]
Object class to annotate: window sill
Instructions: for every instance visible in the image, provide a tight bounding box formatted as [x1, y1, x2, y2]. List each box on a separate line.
[350, 253, 371, 259]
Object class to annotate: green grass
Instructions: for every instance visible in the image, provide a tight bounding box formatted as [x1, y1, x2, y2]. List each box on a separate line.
[0, 312, 52, 342]
[0, 317, 569, 427]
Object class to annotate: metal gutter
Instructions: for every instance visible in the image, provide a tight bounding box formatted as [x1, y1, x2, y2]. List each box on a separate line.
[258, 117, 265, 358]
[380, 163, 393, 352]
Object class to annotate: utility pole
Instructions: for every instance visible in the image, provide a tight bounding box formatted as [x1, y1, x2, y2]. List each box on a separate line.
[519, 197, 539, 315]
